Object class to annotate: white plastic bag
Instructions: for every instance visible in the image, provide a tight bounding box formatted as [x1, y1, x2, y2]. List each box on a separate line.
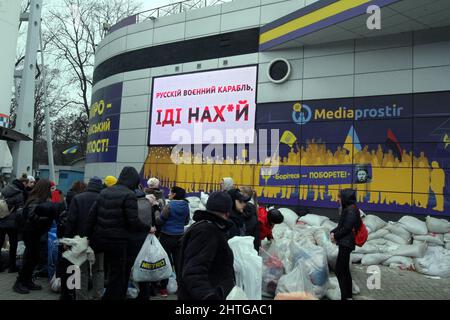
[351, 253, 364, 263]
[363, 215, 387, 233]
[276, 261, 315, 296]
[426, 216, 450, 234]
[299, 214, 329, 227]
[132, 234, 172, 282]
[278, 208, 299, 228]
[321, 220, 338, 231]
[382, 256, 414, 269]
[398, 216, 428, 235]
[16, 241, 25, 257]
[167, 272, 178, 294]
[226, 286, 249, 300]
[228, 236, 262, 300]
[50, 275, 61, 293]
[414, 247, 450, 278]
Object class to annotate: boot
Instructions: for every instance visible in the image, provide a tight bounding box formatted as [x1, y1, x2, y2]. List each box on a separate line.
[26, 281, 42, 291]
[13, 280, 30, 294]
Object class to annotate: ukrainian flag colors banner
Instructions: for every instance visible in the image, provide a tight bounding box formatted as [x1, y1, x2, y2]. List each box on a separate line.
[142, 91, 450, 216]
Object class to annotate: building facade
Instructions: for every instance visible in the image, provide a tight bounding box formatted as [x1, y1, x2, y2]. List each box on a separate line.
[87, 0, 450, 217]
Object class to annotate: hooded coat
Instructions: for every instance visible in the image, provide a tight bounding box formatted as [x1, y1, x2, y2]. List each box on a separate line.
[64, 180, 103, 238]
[331, 189, 361, 250]
[84, 167, 148, 249]
[177, 210, 235, 300]
[221, 178, 234, 191]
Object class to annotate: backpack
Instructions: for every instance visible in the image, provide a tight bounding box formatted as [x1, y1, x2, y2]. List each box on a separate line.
[0, 193, 10, 219]
[352, 206, 368, 247]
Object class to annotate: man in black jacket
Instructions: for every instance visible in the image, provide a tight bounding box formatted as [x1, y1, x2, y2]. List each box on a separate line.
[0, 176, 28, 273]
[177, 192, 235, 300]
[330, 188, 361, 300]
[61, 177, 103, 300]
[85, 167, 149, 300]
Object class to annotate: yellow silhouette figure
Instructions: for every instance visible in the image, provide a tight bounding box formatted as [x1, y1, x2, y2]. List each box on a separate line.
[413, 160, 430, 209]
[430, 161, 445, 212]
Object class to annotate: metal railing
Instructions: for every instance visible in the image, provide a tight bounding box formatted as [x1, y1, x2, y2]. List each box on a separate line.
[136, 0, 232, 22]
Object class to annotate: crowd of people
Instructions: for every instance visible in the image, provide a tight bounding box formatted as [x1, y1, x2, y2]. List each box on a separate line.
[0, 169, 363, 300]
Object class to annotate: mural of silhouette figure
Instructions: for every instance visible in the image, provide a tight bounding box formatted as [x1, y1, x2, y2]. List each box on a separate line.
[430, 161, 445, 212]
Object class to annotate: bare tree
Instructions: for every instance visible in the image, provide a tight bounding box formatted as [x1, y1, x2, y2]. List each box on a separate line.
[45, 0, 142, 117]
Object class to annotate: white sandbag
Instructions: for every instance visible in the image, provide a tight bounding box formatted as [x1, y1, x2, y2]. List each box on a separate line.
[278, 208, 299, 228]
[414, 233, 444, 246]
[351, 253, 364, 263]
[426, 216, 450, 234]
[383, 256, 414, 269]
[299, 214, 329, 227]
[391, 242, 428, 258]
[384, 233, 411, 245]
[313, 228, 338, 270]
[272, 223, 291, 240]
[321, 220, 338, 231]
[414, 247, 450, 278]
[367, 228, 389, 241]
[446, 243, 450, 250]
[227, 286, 249, 300]
[361, 253, 392, 265]
[363, 215, 387, 233]
[355, 243, 380, 254]
[367, 238, 388, 245]
[444, 233, 450, 243]
[326, 277, 340, 300]
[228, 236, 262, 300]
[385, 222, 412, 241]
[398, 216, 428, 235]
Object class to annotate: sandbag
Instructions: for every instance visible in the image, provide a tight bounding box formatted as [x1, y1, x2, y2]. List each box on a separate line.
[351, 253, 364, 263]
[313, 228, 338, 270]
[398, 216, 428, 235]
[278, 208, 299, 228]
[391, 242, 427, 258]
[446, 243, 450, 250]
[326, 277, 340, 300]
[272, 223, 291, 240]
[414, 233, 444, 246]
[228, 236, 262, 300]
[414, 247, 450, 278]
[361, 253, 392, 265]
[367, 228, 389, 241]
[367, 238, 388, 245]
[444, 233, 450, 243]
[383, 233, 411, 245]
[383, 256, 414, 269]
[260, 246, 284, 298]
[299, 214, 329, 227]
[321, 220, 338, 231]
[227, 286, 249, 300]
[385, 222, 412, 241]
[363, 215, 387, 233]
[426, 216, 450, 234]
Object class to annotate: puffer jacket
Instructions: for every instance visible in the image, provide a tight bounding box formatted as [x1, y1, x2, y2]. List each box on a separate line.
[84, 167, 149, 249]
[243, 202, 260, 250]
[157, 200, 190, 236]
[228, 209, 246, 239]
[64, 181, 103, 238]
[331, 189, 361, 250]
[0, 180, 28, 229]
[177, 210, 235, 300]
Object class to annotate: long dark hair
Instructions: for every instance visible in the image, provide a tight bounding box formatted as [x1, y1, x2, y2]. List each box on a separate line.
[71, 181, 87, 193]
[26, 179, 51, 205]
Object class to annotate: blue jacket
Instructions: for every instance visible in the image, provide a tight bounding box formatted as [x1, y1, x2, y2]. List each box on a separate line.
[158, 200, 190, 236]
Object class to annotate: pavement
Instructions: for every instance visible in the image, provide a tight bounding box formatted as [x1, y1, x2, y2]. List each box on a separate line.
[0, 265, 449, 300]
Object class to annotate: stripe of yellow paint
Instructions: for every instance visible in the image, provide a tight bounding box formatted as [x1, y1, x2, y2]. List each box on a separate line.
[260, 0, 371, 44]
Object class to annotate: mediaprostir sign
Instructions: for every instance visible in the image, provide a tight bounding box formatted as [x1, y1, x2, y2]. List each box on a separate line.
[148, 65, 258, 145]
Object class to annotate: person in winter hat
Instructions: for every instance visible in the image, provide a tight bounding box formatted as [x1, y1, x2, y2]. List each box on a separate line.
[227, 188, 250, 239]
[258, 208, 284, 244]
[60, 177, 103, 300]
[330, 188, 362, 300]
[220, 177, 234, 191]
[84, 167, 150, 300]
[177, 191, 235, 300]
[155, 186, 190, 297]
[26, 176, 36, 192]
[104, 176, 117, 188]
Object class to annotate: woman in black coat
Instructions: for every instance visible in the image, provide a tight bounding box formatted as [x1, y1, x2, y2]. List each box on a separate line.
[13, 179, 65, 294]
[330, 188, 362, 300]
